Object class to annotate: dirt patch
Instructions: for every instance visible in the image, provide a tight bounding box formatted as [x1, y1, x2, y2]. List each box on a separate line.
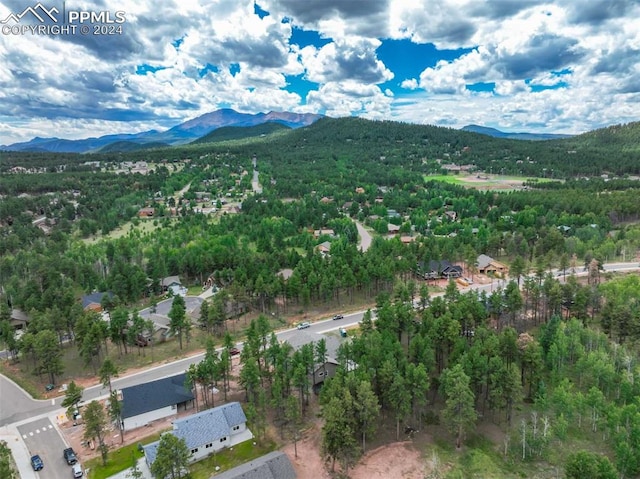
[350, 442, 426, 479]
[282, 431, 430, 479]
[281, 419, 332, 479]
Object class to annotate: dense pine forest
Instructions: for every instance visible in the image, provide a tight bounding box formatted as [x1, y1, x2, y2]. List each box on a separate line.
[2, 117, 640, 477]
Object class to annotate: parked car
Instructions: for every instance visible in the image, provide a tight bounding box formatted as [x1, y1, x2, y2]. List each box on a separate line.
[297, 322, 310, 330]
[332, 314, 344, 320]
[31, 455, 44, 471]
[72, 463, 83, 478]
[229, 347, 241, 356]
[64, 447, 78, 465]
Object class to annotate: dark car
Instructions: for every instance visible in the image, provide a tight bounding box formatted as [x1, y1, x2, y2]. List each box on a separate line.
[64, 447, 78, 465]
[332, 314, 344, 320]
[31, 454, 44, 471]
[229, 347, 240, 356]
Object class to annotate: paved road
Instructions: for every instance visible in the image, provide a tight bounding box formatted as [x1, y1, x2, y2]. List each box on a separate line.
[355, 220, 373, 252]
[18, 417, 70, 479]
[0, 375, 55, 427]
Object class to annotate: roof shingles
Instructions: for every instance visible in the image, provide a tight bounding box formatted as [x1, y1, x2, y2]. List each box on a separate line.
[173, 402, 246, 449]
[121, 373, 194, 419]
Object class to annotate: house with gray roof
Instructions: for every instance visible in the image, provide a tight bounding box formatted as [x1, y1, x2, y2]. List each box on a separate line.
[210, 451, 296, 479]
[121, 373, 195, 431]
[143, 402, 252, 467]
[285, 331, 350, 386]
[9, 309, 30, 330]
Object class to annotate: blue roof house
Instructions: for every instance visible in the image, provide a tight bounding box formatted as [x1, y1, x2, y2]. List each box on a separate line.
[143, 402, 253, 467]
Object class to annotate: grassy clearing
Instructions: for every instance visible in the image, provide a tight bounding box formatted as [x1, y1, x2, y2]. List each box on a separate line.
[85, 431, 164, 479]
[425, 174, 465, 184]
[190, 437, 277, 479]
[82, 218, 168, 244]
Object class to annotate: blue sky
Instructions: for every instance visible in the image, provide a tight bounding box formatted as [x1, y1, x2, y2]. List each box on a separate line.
[0, 0, 639, 144]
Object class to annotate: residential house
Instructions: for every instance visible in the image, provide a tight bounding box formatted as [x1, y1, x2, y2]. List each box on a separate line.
[210, 451, 296, 479]
[284, 331, 347, 386]
[143, 402, 253, 467]
[81, 291, 113, 312]
[444, 210, 457, 221]
[161, 276, 184, 295]
[121, 373, 195, 431]
[9, 309, 30, 330]
[138, 207, 155, 218]
[313, 228, 335, 239]
[477, 254, 509, 276]
[416, 260, 463, 280]
[387, 223, 401, 236]
[317, 241, 331, 256]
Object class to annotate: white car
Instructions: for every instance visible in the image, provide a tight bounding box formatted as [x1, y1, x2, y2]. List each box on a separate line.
[72, 464, 83, 478]
[297, 322, 310, 330]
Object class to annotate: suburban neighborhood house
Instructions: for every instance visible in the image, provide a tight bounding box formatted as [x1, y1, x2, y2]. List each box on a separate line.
[81, 291, 113, 312]
[9, 309, 30, 330]
[416, 260, 463, 280]
[211, 451, 296, 479]
[120, 373, 195, 431]
[161, 275, 187, 296]
[143, 402, 253, 467]
[284, 331, 347, 386]
[476, 254, 509, 276]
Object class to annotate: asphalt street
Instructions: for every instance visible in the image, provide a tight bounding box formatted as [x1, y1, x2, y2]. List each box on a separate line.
[17, 417, 70, 479]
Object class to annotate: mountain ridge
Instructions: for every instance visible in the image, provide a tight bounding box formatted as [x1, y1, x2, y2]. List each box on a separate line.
[0, 109, 323, 153]
[462, 124, 573, 141]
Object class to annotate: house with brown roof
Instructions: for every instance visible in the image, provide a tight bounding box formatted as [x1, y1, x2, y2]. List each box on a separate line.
[477, 254, 508, 275]
[138, 207, 155, 218]
[317, 241, 331, 256]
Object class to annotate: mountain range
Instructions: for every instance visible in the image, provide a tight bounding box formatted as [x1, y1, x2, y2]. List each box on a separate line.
[0, 109, 323, 154]
[461, 124, 573, 141]
[1, 109, 575, 153]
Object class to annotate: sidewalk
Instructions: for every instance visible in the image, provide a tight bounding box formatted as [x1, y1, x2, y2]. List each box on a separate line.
[0, 424, 38, 479]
